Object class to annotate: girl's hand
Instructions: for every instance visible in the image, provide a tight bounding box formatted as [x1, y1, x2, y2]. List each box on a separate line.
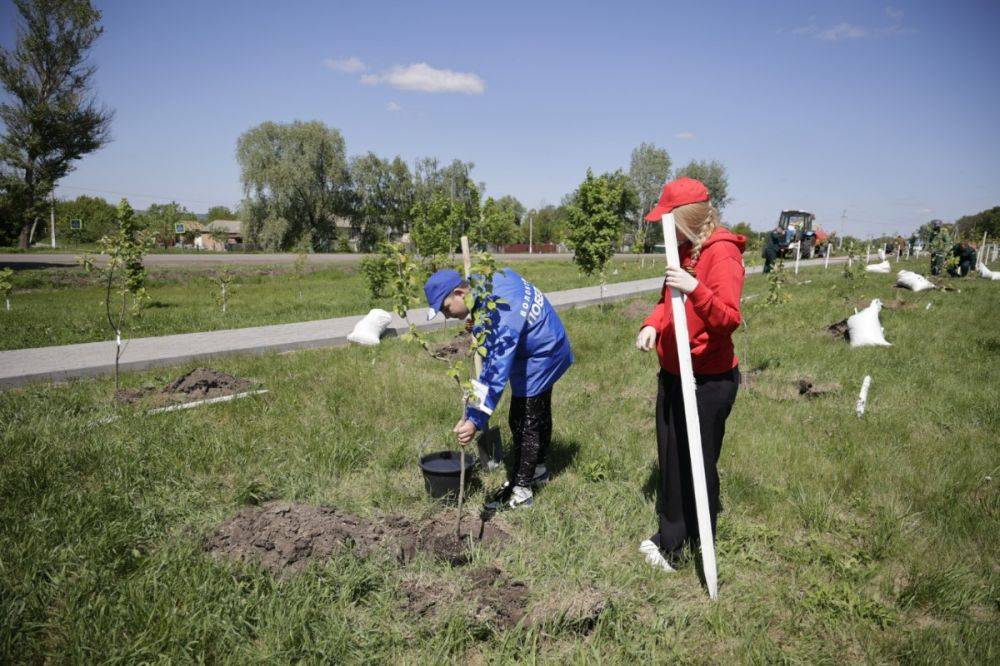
[636, 326, 657, 351]
[664, 266, 699, 294]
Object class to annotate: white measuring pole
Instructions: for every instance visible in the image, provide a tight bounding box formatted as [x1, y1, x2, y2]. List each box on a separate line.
[660, 213, 718, 600]
[855, 375, 872, 416]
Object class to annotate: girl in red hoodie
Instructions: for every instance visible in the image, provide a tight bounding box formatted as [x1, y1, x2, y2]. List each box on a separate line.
[635, 177, 746, 573]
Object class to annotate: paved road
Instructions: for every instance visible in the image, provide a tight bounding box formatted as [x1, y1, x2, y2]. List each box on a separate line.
[0, 251, 660, 269]
[0, 258, 844, 388]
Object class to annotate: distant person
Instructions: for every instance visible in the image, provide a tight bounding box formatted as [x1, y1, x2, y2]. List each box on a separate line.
[635, 177, 746, 572]
[423, 266, 573, 510]
[928, 220, 950, 276]
[762, 226, 782, 273]
[785, 223, 797, 245]
[947, 241, 976, 277]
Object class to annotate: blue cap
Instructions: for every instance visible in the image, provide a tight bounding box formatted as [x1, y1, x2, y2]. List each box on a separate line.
[423, 269, 463, 321]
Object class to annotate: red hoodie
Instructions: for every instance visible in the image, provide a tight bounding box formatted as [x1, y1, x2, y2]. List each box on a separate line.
[642, 227, 746, 375]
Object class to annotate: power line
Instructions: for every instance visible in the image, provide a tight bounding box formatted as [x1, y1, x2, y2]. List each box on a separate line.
[55, 184, 234, 208]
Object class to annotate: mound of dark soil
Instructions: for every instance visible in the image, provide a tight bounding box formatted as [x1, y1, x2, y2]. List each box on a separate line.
[432, 332, 473, 361]
[204, 502, 509, 576]
[117, 368, 254, 406]
[827, 319, 850, 340]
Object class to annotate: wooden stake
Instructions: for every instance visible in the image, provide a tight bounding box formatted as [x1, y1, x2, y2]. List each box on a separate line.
[660, 213, 719, 600]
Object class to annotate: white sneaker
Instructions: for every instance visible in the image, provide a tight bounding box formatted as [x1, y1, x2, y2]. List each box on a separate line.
[639, 539, 676, 573]
[508, 485, 533, 508]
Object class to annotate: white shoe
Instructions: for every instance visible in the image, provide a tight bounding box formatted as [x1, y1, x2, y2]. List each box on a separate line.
[639, 539, 676, 573]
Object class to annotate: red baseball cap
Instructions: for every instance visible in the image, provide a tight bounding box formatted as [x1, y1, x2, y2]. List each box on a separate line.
[644, 177, 710, 221]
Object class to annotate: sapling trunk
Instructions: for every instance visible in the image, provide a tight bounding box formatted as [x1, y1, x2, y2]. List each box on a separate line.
[4, 298, 9, 311]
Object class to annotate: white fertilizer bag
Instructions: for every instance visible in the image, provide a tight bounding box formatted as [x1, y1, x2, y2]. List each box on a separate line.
[865, 260, 891, 273]
[896, 270, 935, 292]
[847, 299, 892, 348]
[347, 308, 393, 346]
[977, 262, 1000, 281]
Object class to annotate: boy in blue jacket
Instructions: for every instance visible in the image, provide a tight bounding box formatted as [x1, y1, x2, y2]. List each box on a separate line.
[424, 267, 573, 509]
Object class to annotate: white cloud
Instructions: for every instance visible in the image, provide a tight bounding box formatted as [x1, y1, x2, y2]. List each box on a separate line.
[819, 22, 868, 41]
[674, 131, 696, 140]
[917, 207, 932, 214]
[324, 56, 366, 73]
[885, 6, 904, 21]
[386, 101, 402, 112]
[361, 63, 485, 94]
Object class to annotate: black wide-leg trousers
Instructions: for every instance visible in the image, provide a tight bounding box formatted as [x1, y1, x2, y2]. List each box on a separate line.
[508, 390, 552, 488]
[651, 367, 740, 556]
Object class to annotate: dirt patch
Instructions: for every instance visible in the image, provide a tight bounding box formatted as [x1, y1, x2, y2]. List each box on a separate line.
[749, 376, 841, 401]
[431, 332, 472, 361]
[117, 367, 255, 406]
[204, 502, 509, 576]
[853, 298, 913, 311]
[621, 299, 652, 320]
[400, 566, 530, 630]
[826, 319, 850, 340]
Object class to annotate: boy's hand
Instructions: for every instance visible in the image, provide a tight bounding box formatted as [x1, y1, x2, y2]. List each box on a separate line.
[453, 418, 478, 445]
[636, 326, 657, 351]
[664, 266, 699, 294]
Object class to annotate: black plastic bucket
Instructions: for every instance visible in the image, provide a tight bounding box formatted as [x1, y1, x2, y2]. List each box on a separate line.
[418, 450, 477, 499]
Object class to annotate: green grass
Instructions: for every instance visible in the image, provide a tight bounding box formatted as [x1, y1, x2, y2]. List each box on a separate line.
[1, 263, 997, 662]
[0, 257, 664, 350]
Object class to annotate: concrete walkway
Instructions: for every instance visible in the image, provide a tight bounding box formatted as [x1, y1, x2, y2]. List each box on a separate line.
[0, 258, 841, 388]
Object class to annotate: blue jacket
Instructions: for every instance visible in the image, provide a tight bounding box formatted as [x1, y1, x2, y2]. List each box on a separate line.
[466, 268, 573, 430]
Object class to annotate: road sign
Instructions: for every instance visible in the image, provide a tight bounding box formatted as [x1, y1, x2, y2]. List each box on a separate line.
[175, 223, 185, 234]
[70, 219, 82, 230]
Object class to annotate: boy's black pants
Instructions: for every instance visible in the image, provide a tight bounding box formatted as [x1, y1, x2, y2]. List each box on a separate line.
[508, 390, 552, 487]
[651, 367, 739, 556]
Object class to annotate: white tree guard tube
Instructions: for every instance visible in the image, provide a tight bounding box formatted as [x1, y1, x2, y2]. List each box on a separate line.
[824, 243, 831, 269]
[855, 375, 872, 416]
[794, 241, 801, 275]
[661, 213, 719, 600]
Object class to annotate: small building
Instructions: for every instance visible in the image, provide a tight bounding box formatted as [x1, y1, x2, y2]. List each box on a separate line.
[194, 220, 244, 251]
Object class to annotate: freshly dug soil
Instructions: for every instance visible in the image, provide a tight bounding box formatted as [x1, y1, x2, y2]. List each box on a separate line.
[204, 502, 509, 576]
[117, 367, 254, 406]
[748, 375, 841, 401]
[855, 298, 913, 311]
[400, 566, 530, 630]
[432, 332, 473, 361]
[827, 319, 850, 340]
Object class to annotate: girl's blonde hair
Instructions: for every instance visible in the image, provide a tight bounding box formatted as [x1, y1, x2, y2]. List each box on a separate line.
[672, 201, 719, 263]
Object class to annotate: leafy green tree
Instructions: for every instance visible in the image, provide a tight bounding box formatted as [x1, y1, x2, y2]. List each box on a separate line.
[953, 206, 1000, 239]
[56, 194, 116, 243]
[494, 195, 525, 225]
[474, 197, 520, 248]
[410, 192, 458, 258]
[675, 159, 732, 212]
[349, 152, 415, 250]
[0, 0, 113, 248]
[0, 267, 13, 310]
[566, 169, 638, 284]
[205, 205, 235, 221]
[80, 199, 150, 394]
[139, 202, 196, 247]
[237, 120, 351, 251]
[528, 205, 570, 244]
[628, 143, 672, 250]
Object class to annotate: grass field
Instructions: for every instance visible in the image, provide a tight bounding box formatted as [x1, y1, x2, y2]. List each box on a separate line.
[1, 262, 997, 662]
[0, 257, 664, 350]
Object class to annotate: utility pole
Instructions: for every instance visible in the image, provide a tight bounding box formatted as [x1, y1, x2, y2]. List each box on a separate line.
[839, 210, 847, 250]
[50, 192, 56, 249]
[528, 211, 533, 254]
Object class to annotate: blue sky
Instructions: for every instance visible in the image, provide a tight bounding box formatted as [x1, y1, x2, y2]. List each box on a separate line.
[2, 0, 999, 236]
